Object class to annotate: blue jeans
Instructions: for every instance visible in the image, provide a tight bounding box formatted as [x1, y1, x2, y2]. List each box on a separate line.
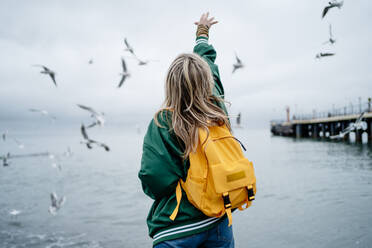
[154, 217, 234, 248]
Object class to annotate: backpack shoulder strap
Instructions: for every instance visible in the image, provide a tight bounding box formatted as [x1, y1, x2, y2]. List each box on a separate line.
[169, 181, 182, 221]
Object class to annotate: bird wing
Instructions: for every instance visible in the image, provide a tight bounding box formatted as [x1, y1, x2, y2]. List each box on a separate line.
[32, 64, 49, 71]
[121, 58, 127, 72]
[322, 6, 330, 18]
[29, 108, 41, 113]
[235, 53, 242, 64]
[355, 112, 365, 124]
[80, 124, 89, 140]
[118, 75, 126, 88]
[49, 73, 57, 87]
[58, 196, 66, 207]
[13, 138, 21, 145]
[50, 193, 58, 206]
[124, 38, 130, 49]
[341, 125, 354, 134]
[86, 122, 98, 128]
[96, 141, 110, 152]
[77, 104, 98, 115]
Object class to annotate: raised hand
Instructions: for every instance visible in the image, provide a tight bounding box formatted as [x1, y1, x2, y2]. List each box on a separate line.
[194, 12, 218, 28]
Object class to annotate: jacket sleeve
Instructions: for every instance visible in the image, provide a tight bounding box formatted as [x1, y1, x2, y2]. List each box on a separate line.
[193, 36, 225, 100]
[138, 111, 187, 200]
[193, 36, 228, 115]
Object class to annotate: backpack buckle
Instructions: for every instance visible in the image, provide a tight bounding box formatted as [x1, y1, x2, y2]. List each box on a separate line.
[222, 192, 231, 209]
[247, 185, 255, 201]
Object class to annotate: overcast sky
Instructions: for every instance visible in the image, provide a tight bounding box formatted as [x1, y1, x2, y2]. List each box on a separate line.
[1, 0, 371, 128]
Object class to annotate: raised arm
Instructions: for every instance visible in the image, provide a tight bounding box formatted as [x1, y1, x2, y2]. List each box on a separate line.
[193, 13, 227, 114]
[193, 12, 219, 66]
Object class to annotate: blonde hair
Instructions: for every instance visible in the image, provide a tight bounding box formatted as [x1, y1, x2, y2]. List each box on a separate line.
[155, 53, 230, 159]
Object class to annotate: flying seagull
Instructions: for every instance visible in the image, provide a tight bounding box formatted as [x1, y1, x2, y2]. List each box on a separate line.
[323, 24, 336, 45]
[29, 108, 57, 120]
[48, 153, 62, 171]
[232, 53, 244, 73]
[117, 58, 130, 88]
[33, 65, 57, 87]
[322, 1, 344, 19]
[51, 162, 62, 171]
[2, 130, 8, 141]
[9, 209, 22, 217]
[63, 146, 73, 157]
[315, 52, 335, 59]
[77, 104, 105, 128]
[236, 112, 241, 126]
[13, 138, 24, 149]
[80, 124, 110, 151]
[48, 192, 66, 215]
[330, 112, 366, 139]
[2, 152, 11, 166]
[124, 38, 135, 55]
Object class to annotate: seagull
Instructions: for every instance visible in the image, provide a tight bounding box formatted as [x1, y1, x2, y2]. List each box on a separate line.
[33, 65, 57, 87]
[80, 124, 110, 152]
[315, 52, 335, 59]
[117, 58, 130, 88]
[77, 104, 105, 128]
[232, 53, 244, 73]
[323, 24, 336, 45]
[51, 162, 62, 171]
[9, 209, 21, 216]
[330, 112, 366, 139]
[124, 38, 135, 55]
[48, 192, 66, 215]
[88, 58, 94, 65]
[2, 152, 11, 166]
[322, 0, 344, 19]
[63, 146, 73, 157]
[48, 153, 62, 171]
[13, 138, 24, 149]
[236, 112, 241, 126]
[29, 108, 57, 120]
[133, 54, 159, 66]
[2, 130, 8, 141]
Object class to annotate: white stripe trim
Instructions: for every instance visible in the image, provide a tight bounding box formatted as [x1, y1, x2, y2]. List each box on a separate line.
[196, 39, 208, 45]
[153, 218, 220, 242]
[196, 41, 208, 45]
[153, 217, 217, 239]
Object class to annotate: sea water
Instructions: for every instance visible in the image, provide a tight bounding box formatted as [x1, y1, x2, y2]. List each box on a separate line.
[0, 122, 371, 248]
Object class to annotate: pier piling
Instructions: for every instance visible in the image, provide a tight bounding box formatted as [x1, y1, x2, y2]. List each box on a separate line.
[296, 124, 302, 138]
[271, 110, 372, 144]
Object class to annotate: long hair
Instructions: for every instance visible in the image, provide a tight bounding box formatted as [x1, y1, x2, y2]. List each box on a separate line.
[155, 53, 230, 159]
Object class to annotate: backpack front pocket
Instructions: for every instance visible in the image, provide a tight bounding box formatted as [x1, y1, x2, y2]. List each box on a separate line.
[209, 158, 255, 194]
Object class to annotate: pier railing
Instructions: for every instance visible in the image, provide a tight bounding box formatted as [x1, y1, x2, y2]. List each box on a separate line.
[293, 100, 371, 121]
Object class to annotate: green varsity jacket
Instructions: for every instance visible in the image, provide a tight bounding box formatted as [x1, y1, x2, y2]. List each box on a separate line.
[139, 36, 228, 246]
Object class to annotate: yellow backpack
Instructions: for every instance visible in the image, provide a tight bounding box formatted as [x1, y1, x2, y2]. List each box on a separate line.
[170, 124, 256, 226]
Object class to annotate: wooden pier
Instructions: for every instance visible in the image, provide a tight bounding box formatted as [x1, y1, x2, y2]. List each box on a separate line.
[271, 112, 372, 143]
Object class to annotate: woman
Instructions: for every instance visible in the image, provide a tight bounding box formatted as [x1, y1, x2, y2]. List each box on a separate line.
[139, 13, 234, 248]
